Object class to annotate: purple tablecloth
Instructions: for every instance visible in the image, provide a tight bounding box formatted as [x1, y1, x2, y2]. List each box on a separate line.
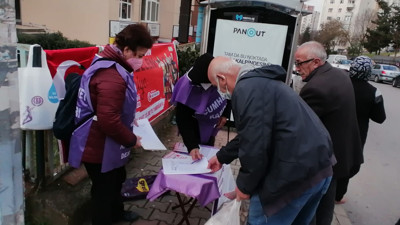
[147, 169, 220, 207]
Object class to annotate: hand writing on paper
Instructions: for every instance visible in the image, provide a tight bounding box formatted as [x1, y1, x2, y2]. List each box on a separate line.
[216, 116, 228, 129]
[134, 136, 142, 148]
[235, 186, 250, 201]
[207, 156, 222, 172]
[189, 148, 203, 160]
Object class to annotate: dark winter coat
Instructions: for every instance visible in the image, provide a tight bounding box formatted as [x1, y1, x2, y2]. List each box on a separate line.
[351, 78, 386, 148]
[300, 63, 363, 178]
[216, 64, 335, 216]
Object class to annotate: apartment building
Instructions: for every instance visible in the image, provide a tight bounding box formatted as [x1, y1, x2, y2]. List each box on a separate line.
[300, 5, 320, 33]
[18, 0, 199, 45]
[318, 0, 378, 51]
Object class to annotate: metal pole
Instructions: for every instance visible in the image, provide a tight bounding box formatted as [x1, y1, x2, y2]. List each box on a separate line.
[285, 3, 304, 85]
[32, 45, 46, 189]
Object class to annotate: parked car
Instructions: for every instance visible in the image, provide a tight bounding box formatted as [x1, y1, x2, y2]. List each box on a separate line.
[331, 59, 352, 71]
[327, 54, 348, 64]
[370, 64, 400, 83]
[392, 75, 400, 87]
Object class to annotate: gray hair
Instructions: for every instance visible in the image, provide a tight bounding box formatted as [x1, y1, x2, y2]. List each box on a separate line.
[299, 41, 327, 62]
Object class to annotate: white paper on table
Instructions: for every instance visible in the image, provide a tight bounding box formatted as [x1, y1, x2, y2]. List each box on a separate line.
[132, 118, 167, 151]
[173, 142, 219, 160]
[162, 152, 212, 175]
[199, 145, 219, 160]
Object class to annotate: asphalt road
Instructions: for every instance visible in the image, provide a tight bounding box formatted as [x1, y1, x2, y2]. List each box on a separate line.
[343, 81, 400, 225]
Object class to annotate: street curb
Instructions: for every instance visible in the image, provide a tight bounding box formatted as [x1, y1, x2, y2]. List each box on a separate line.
[334, 205, 352, 225]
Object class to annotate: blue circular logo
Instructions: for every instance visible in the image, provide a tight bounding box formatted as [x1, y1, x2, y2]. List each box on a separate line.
[247, 28, 256, 37]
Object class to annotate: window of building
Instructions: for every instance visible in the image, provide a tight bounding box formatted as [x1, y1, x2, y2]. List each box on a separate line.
[338, 8, 342, 12]
[119, 0, 132, 20]
[328, 8, 333, 12]
[348, 0, 355, 3]
[141, 0, 159, 22]
[330, 0, 335, 3]
[327, 16, 332, 20]
[340, 0, 344, 3]
[345, 16, 351, 21]
[337, 17, 341, 20]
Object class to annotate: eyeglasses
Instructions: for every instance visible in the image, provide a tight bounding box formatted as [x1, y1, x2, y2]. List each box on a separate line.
[295, 58, 315, 67]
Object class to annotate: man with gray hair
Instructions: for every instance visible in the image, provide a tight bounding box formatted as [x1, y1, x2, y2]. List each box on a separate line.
[207, 56, 335, 224]
[295, 41, 362, 225]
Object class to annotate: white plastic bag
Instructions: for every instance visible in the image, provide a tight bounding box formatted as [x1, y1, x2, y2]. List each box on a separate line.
[205, 200, 241, 225]
[18, 44, 59, 130]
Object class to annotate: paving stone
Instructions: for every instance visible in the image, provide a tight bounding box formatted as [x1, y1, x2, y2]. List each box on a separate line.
[127, 205, 153, 220]
[131, 219, 159, 225]
[124, 198, 149, 208]
[149, 209, 176, 224]
[145, 200, 170, 212]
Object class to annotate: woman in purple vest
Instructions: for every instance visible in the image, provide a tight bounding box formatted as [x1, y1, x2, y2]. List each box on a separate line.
[77, 24, 153, 225]
[171, 53, 231, 160]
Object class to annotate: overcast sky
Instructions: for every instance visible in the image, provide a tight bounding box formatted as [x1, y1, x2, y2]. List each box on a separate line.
[306, 0, 323, 12]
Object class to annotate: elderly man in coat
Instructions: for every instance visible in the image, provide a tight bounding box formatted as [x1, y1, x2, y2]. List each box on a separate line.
[295, 41, 363, 225]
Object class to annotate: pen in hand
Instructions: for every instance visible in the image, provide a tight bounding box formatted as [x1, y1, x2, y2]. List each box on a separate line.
[191, 159, 201, 164]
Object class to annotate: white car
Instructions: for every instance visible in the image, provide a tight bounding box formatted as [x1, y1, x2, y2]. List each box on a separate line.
[331, 59, 352, 71]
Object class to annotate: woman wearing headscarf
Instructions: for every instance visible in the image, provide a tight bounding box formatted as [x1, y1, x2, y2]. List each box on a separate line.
[335, 55, 386, 203]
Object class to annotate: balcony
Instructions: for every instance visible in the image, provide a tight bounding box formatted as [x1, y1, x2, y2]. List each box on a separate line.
[347, 1, 355, 10]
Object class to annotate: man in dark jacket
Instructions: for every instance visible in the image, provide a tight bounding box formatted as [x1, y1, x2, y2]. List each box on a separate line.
[207, 56, 335, 225]
[335, 55, 386, 203]
[295, 41, 363, 225]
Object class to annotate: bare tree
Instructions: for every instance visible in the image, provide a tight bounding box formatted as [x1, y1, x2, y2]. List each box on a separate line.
[347, 9, 377, 56]
[315, 20, 349, 54]
[352, 9, 378, 44]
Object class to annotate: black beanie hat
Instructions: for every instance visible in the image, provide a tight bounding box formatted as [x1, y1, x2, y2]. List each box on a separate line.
[188, 53, 214, 84]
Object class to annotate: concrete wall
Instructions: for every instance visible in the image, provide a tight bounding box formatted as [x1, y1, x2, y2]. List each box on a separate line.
[0, 1, 25, 224]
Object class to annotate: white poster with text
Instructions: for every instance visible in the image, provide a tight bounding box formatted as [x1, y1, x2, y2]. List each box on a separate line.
[213, 19, 288, 67]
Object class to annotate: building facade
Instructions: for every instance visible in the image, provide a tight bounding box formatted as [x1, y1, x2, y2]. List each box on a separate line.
[301, 5, 320, 33]
[319, 0, 378, 51]
[18, 0, 200, 45]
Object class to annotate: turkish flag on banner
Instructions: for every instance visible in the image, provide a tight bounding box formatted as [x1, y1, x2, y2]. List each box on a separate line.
[45, 46, 100, 99]
[43, 43, 179, 122]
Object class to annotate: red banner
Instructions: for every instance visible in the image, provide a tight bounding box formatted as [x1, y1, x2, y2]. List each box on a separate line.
[44, 43, 179, 122]
[134, 43, 179, 121]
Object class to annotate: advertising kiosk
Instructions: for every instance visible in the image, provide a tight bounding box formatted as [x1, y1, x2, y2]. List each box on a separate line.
[200, 0, 306, 84]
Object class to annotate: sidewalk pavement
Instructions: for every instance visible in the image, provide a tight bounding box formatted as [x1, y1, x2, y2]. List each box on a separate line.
[107, 121, 352, 225]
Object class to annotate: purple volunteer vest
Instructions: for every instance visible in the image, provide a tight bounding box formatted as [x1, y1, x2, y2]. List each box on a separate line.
[171, 74, 227, 143]
[68, 56, 137, 173]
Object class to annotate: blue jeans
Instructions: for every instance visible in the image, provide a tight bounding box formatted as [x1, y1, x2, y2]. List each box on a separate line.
[247, 176, 332, 225]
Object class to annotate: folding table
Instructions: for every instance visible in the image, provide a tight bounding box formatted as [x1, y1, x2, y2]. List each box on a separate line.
[147, 165, 235, 225]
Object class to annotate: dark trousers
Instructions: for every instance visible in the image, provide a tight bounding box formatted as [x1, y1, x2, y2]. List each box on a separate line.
[310, 177, 337, 225]
[335, 177, 350, 201]
[335, 165, 360, 201]
[84, 163, 126, 225]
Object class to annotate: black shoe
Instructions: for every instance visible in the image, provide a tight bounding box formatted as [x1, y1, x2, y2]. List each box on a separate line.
[121, 211, 140, 222]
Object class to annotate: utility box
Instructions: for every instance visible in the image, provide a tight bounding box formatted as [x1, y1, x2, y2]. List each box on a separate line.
[200, 0, 306, 83]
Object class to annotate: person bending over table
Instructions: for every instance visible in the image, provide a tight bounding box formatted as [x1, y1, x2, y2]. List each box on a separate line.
[171, 53, 231, 160]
